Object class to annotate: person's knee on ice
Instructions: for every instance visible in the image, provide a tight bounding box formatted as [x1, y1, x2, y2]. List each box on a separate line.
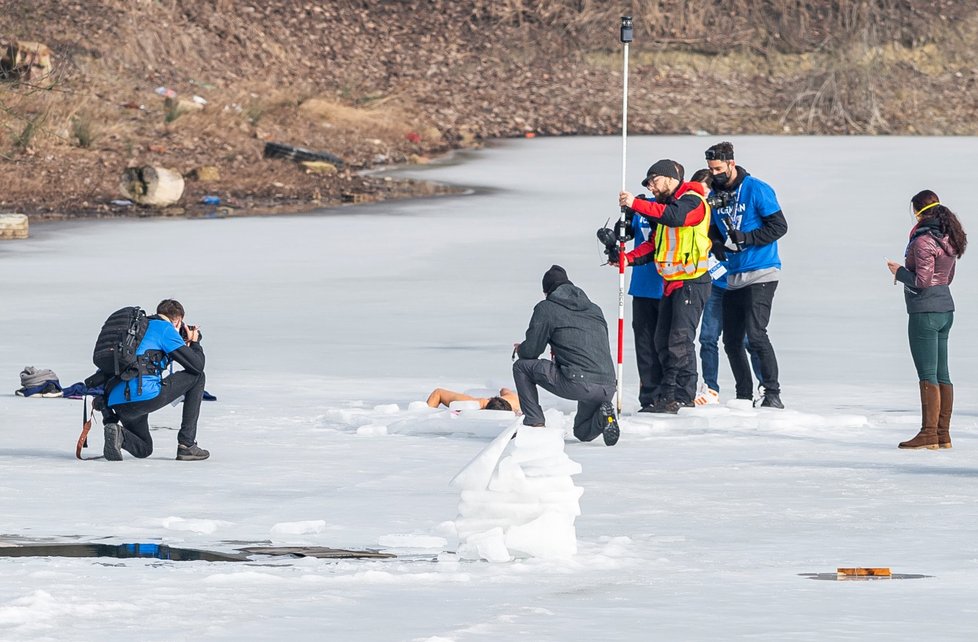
[513, 266, 617, 442]
[99, 298, 209, 461]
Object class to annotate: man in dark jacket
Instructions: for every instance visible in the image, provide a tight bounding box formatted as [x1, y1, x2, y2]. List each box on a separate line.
[100, 299, 209, 461]
[512, 265, 620, 446]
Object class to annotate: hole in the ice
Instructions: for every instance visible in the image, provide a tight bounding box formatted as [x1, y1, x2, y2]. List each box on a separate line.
[0, 542, 398, 561]
[799, 572, 931, 581]
[0, 543, 246, 562]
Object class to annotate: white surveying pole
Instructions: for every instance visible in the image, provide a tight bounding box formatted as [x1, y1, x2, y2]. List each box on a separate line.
[616, 16, 633, 416]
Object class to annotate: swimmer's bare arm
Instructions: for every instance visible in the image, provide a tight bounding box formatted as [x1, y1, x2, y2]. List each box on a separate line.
[426, 388, 481, 408]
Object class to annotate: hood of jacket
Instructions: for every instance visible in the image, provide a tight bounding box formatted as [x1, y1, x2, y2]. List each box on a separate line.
[547, 282, 592, 311]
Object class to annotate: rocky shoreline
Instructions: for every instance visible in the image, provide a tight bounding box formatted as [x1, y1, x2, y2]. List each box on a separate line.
[3, 1, 976, 222]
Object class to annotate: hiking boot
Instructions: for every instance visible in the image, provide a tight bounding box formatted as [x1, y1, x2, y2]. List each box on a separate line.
[599, 402, 620, 447]
[176, 442, 210, 461]
[652, 399, 681, 415]
[103, 423, 124, 461]
[759, 392, 784, 409]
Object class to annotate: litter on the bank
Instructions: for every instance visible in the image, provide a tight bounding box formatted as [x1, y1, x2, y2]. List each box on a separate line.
[264, 142, 344, 166]
[154, 86, 176, 98]
[201, 195, 221, 205]
[0, 213, 29, 239]
[110, 199, 133, 206]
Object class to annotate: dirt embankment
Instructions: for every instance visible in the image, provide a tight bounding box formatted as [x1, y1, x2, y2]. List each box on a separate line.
[1, 0, 976, 220]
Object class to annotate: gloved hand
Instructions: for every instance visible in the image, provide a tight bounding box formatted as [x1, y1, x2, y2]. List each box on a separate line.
[605, 244, 621, 266]
[711, 240, 727, 261]
[724, 228, 748, 251]
[613, 217, 630, 240]
[606, 248, 630, 267]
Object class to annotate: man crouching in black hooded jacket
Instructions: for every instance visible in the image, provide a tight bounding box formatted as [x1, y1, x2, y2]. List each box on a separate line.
[512, 265, 620, 446]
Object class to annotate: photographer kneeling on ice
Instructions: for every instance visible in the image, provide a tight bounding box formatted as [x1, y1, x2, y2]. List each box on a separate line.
[512, 265, 620, 446]
[96, 299, 209, 461]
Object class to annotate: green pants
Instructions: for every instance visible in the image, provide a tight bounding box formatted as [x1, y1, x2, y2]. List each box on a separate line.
[908, 311, 954, 384]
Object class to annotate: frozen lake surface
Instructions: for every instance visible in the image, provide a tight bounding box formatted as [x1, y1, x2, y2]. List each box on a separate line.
[2, 136, 978, 640]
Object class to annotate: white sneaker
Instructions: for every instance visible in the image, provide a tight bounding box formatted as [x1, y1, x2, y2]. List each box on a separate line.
[753, 385, 765, 408]
[693, 386, 719, 406]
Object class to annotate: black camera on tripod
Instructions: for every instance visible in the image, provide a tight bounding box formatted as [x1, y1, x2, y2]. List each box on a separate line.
[707, 191, 734, 210]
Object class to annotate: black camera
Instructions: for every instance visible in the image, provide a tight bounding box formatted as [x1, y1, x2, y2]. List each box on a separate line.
[180, 323, 199, 342]
[620, 16, 633, 44]
[596, 227, 620, 264]
[707, 191, 734, 209]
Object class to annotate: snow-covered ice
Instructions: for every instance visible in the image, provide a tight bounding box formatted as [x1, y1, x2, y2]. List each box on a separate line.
[2, 136, 978, 640]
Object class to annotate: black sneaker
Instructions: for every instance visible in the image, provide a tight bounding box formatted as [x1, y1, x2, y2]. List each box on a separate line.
[176, 442, 210, 461]
[652, 399, 681, 415]
[759, 392, 784, 409]
[103, 423, 124, 461]
[638, 405, 657, 413]
[599, 402, 620, 446]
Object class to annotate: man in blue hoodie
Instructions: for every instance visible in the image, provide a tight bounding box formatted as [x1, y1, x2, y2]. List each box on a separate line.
[705, 142, 788, 408]
[513, 265, 620, 446]
[101, 299, 209, 461]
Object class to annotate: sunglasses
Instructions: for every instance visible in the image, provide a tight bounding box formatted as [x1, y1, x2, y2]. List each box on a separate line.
[705, 149, 734, 161]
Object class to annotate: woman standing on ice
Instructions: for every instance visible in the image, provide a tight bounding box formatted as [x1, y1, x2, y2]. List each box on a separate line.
[886, 190, 967, 449]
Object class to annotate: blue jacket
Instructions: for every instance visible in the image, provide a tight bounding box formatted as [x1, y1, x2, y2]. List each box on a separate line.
[710, 169, 785, 275]
[627, 213, 664, 299]
[108, 318, 189, 405]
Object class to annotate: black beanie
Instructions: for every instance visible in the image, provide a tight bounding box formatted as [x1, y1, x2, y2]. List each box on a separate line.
[542, 264, 571, 295]
[641, 159, 682, 187]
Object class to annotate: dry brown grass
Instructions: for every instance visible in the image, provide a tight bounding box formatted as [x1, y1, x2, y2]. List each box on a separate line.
[298, 97, 415, 138]
[472, 0, 970, 52]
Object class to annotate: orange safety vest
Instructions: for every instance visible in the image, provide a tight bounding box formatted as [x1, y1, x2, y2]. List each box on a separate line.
[653, 190, 712, 281]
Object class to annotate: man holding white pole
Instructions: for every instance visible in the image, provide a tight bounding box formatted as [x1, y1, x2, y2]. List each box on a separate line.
[615, 161, 712, 414]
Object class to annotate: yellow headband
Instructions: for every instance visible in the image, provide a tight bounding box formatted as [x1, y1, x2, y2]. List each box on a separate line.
[915, 201, 941, 217]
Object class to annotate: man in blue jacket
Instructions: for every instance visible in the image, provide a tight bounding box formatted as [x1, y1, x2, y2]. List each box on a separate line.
[706, 142, 788, 408]
[101, 299, 209, 461]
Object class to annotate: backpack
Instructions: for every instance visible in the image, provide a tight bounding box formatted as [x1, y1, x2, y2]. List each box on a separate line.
[93, 306, 148, 376]
[89, 306, 161, 400]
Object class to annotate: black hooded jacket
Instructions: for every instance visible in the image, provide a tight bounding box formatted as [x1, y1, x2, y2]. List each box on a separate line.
[517, 283, 616, 384]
